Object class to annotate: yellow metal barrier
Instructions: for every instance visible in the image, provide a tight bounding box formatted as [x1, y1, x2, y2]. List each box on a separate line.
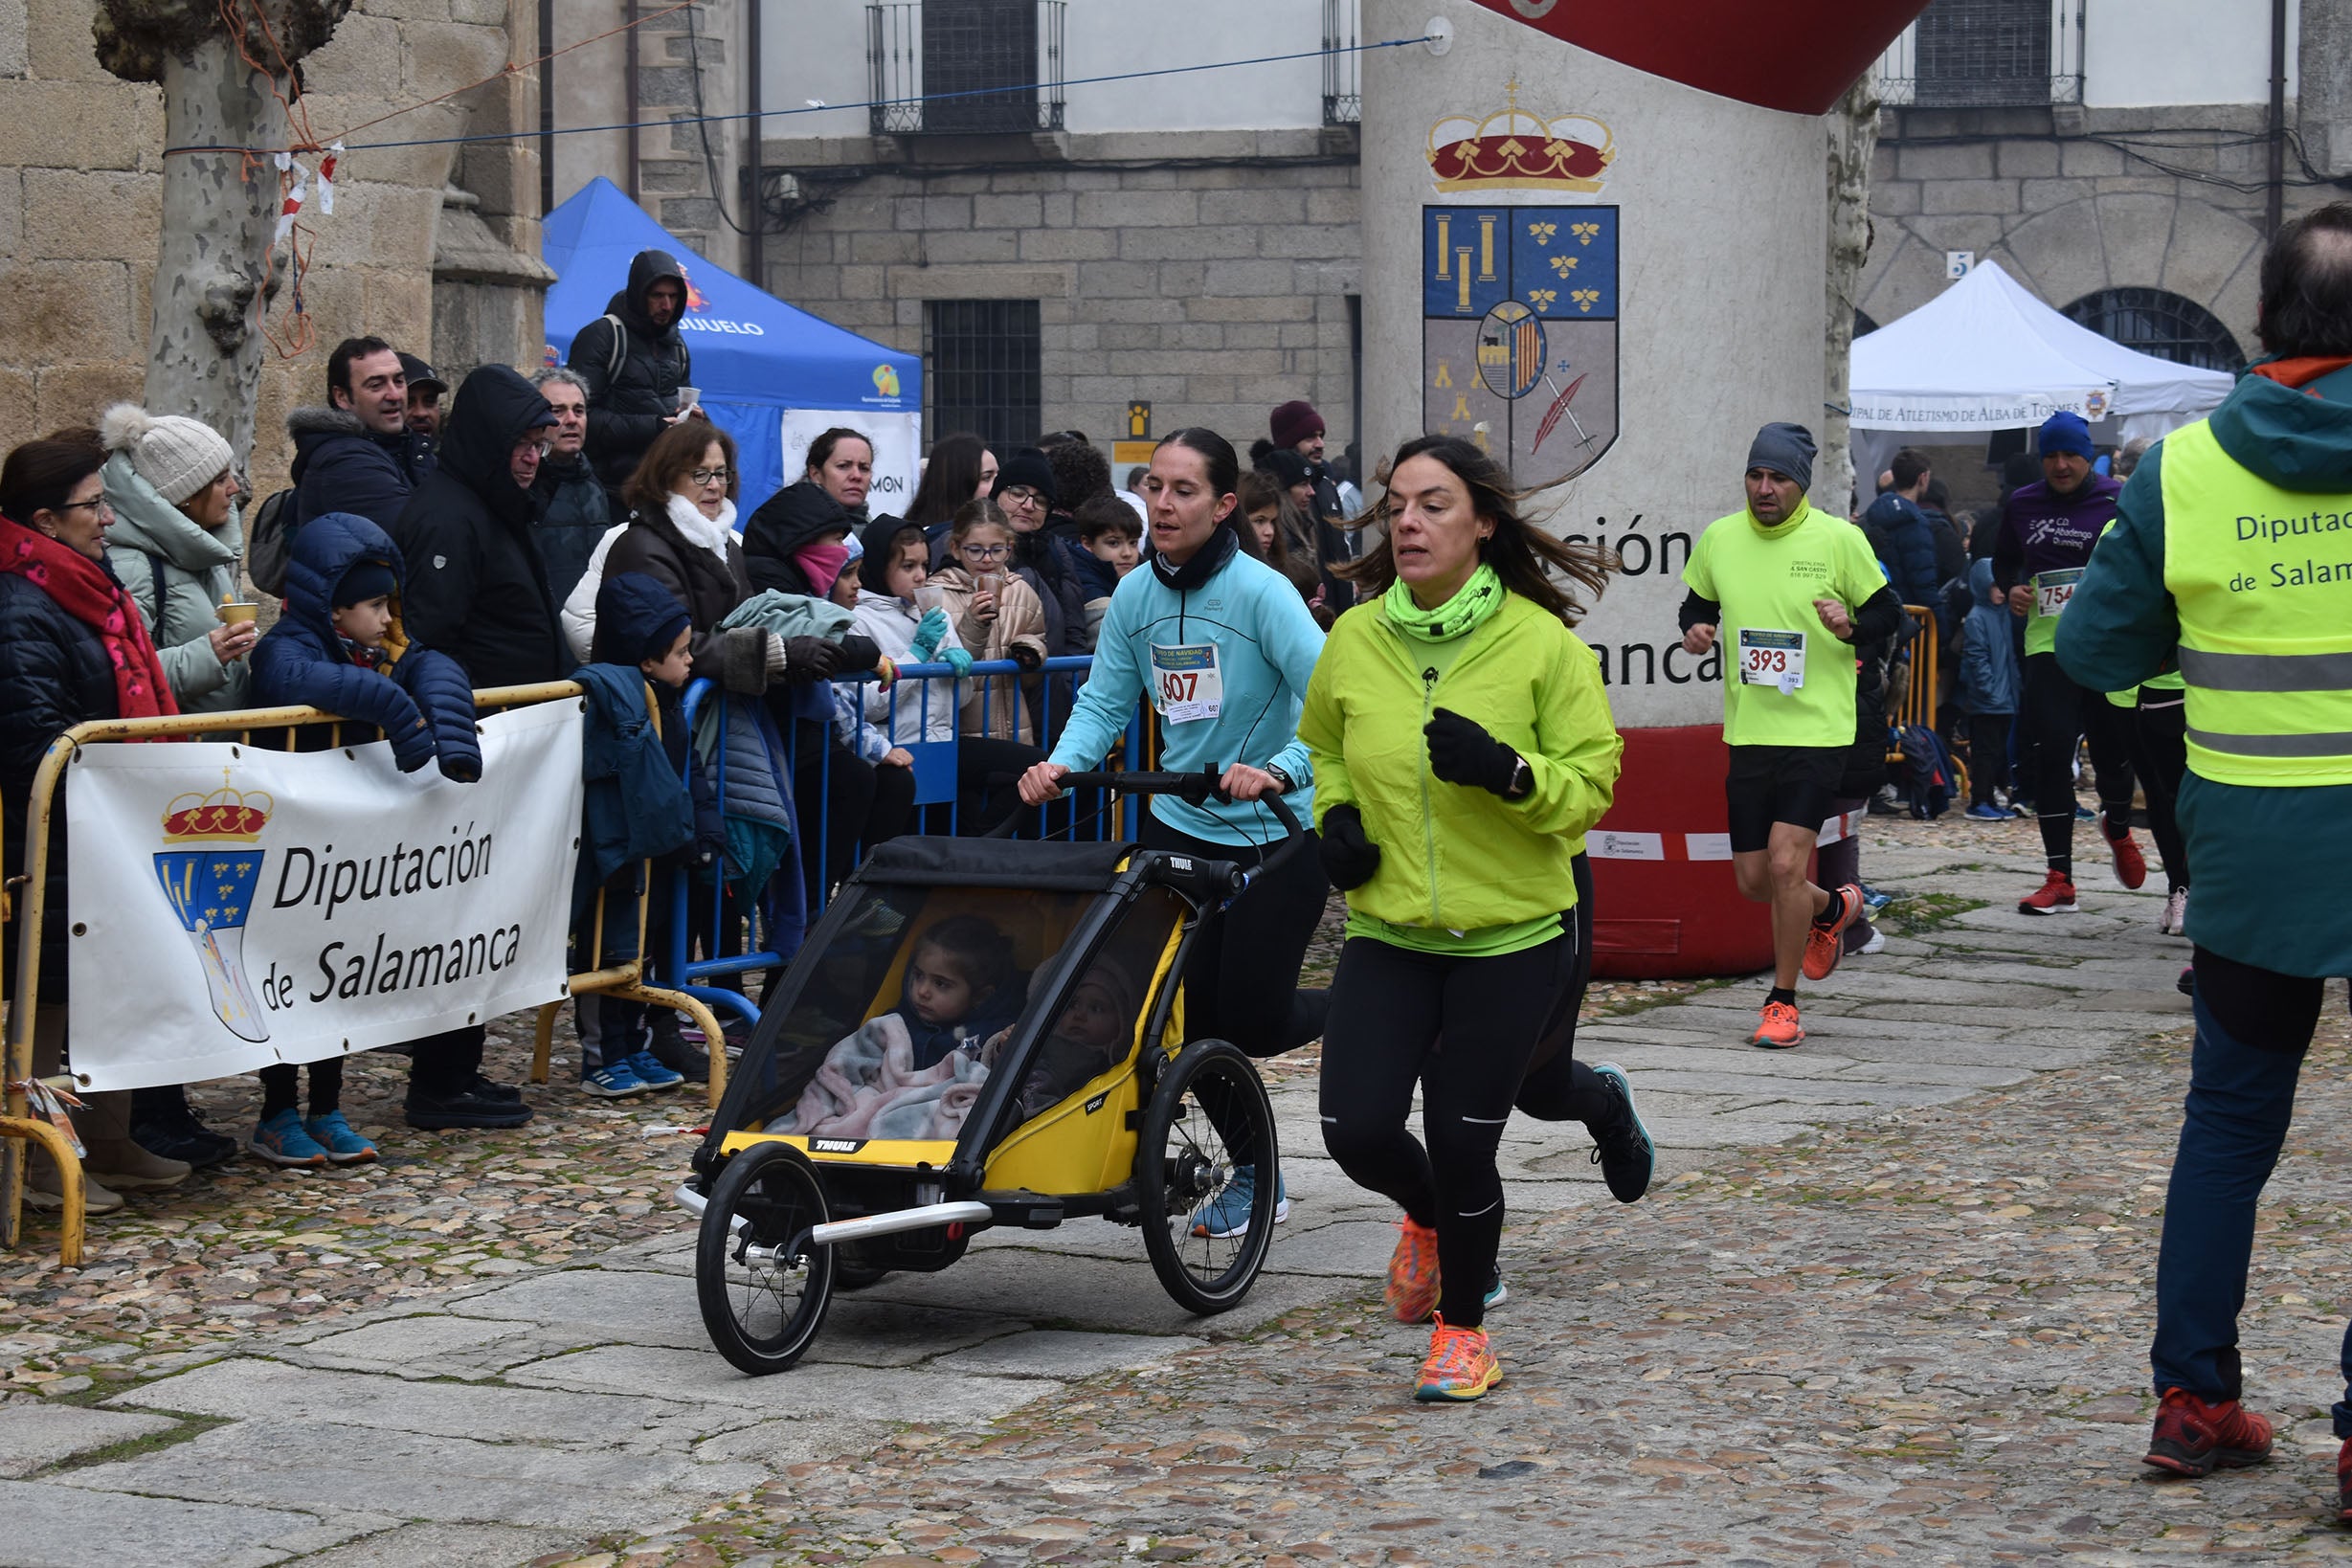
[3, 682, 725, 1266]
[1883, 606, 1967, 799]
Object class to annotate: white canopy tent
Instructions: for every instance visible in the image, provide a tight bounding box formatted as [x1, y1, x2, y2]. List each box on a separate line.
[1848, 259, 2235, 488]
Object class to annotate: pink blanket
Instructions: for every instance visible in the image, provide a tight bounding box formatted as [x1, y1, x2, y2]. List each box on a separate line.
[772, 1013, 991, 1141]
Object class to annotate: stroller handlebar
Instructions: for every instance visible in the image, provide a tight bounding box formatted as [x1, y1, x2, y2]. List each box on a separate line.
[1057, 769, 1304, 841]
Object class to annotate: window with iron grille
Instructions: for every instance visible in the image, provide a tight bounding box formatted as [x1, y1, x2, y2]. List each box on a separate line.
[1912, 0, 2057, 107]
[927, 301, 1042, 458]
[869, 2, 1065, 135]
[2061, 288, 2245, 374]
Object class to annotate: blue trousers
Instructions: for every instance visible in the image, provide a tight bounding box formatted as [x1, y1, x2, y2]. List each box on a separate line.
[2150, 950, 2352, 1434]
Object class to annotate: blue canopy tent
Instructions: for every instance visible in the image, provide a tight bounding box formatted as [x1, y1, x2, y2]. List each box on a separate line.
[541, 177, 922, 508]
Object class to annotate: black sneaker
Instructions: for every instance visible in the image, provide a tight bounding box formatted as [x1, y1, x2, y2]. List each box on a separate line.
[650, 1026, 710, 1084]
[130, 1086, 240, 1170]
[462, 1073, 526, 1105]
[1587, 1061, 1655, 1203]
[405, 1084, 533, 1131]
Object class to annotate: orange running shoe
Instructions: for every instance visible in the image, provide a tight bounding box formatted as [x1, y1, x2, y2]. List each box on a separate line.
[1750, 999, 1804, 1049]
[2143, 1387, 2274, 1477]
[1414, 1314, 1501, 1401]
[1384, 1217, 1441, 1324]
[1802, 883, 1862, 980]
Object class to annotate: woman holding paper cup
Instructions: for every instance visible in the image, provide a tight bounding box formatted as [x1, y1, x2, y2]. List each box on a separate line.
[98, 404, 255, 714]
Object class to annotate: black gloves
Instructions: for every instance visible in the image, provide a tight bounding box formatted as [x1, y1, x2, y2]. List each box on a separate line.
[836, 634, 882, 673]
[1318, 803, 1381, 891]
[1009, 643, 1044, 673]
[783, 636, 845, 682]
[1424, 707, 1524, 798]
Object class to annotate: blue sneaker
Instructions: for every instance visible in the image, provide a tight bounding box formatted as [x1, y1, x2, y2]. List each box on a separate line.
[1587, 1062, 1656, 1203]
[1188, 1163, 1290, 1238]
[303, 1110, 378, 1165]
[622, 1049, 685, 1090]
[1485, 1271, 1508, 1310]
[250, 1108, 329, 1168]
[1965, 802, 2008, 820]
[583, 1060, 653, 1098]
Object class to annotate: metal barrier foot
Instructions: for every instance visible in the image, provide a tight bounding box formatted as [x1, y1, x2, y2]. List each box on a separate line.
[0, 1116, 86, 1266]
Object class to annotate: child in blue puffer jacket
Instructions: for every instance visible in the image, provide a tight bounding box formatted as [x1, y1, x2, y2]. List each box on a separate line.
[1959, 555, 2022, 818]
[246, 510, 482, 1169]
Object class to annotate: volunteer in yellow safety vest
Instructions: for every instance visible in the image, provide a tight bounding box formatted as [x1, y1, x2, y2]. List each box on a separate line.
[2056, 199, 2352, 1512]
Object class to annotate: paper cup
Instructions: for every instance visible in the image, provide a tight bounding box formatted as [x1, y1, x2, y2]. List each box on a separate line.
[217, 602, 259, 624]
[676, 387, 701, 413]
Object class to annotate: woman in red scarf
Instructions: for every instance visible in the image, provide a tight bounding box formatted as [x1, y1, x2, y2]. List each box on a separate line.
[0, 430, 187, 1215]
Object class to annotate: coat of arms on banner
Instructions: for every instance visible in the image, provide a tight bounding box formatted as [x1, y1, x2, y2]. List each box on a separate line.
[152, 782, 273, 1043]
[1422, 206, 1620, 486]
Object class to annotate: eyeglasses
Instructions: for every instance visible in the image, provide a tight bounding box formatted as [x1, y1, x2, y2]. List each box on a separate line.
[999, 485, 1044, 506]
[690, 467, 731, 485]
[56, 496, 111, 517]
[517, 438, 553, 459]
[959, 543, 1012, 560]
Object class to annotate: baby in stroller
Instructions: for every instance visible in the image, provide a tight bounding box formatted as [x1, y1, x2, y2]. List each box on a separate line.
[773, 915, 1022, 1141]
[998, 957, 1139, 1122]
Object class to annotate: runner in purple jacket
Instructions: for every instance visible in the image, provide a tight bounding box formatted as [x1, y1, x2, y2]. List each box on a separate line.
[1988, 411, 2145, 914]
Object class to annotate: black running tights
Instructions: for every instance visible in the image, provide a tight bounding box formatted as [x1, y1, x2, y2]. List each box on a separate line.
[1515, 854, 1615, 1124]
[2126, 697, 2190, 893]
[1320, 931, 1574, 1328]
[2021, 652, 2135, 869]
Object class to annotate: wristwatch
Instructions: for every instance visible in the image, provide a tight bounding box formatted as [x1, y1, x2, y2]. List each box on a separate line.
[1264, 764, 1294, 795]
[1506, 755, 1533, 799]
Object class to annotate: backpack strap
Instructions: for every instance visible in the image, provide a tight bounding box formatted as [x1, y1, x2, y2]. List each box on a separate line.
[603, 313, 626, 383]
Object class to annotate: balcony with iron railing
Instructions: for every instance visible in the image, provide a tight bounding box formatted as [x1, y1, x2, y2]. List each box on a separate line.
[1876, 0, 2085, 109]
[1323, 0, 1360, 125]
[866, 0, 1066, 136]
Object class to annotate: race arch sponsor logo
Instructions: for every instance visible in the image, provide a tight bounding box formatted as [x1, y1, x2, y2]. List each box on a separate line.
[874, 365, 902, 397]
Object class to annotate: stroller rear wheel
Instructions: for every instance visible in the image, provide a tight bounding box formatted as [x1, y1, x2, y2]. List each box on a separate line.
[696, 1141, 835, 1375]
[1136, 1038, 1279, 1314]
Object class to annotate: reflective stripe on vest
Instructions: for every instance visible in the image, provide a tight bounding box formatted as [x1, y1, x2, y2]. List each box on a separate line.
[2161, 417, 2352, 786]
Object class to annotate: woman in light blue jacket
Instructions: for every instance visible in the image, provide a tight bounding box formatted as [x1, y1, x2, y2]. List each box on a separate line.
[1019, 428, 1329, 1233]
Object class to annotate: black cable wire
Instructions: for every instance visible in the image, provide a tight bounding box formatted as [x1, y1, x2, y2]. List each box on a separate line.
[682, 0, 752, 237]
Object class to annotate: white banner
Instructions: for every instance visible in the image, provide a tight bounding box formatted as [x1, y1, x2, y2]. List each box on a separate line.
[778, 408, 922, 517]
[65, 703, 584, 1091]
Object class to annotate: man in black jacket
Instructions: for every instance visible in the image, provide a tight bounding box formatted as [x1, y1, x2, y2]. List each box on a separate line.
[385, 365, 568, 1131]
[392, 366, 571, 691]
[529, 367, 612, 603]
[287, 337, 436, 531]
[569, 249, 697, 494]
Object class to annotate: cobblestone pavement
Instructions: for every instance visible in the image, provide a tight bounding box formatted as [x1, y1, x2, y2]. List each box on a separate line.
[15, 816, 2345, 1564]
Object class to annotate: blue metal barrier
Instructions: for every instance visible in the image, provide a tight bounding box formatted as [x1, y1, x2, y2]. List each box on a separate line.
[658, 657, 1146, 1039]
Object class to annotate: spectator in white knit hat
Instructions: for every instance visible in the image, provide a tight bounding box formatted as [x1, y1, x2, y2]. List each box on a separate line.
[96, 403, 256, 1175]
[98, 403, 255, 715]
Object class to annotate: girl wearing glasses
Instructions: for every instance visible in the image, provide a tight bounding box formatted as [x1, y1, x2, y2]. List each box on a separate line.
[930, 498, 1047, 744]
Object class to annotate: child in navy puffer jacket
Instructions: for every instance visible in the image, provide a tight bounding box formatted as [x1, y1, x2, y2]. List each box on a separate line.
[1959, 556, 2021, 817]
[245, 510, 482, 1169]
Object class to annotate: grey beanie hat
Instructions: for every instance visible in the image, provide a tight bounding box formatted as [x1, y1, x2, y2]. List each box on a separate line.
[1745, 421, 1817, 492]
[99, 402, 234, 506]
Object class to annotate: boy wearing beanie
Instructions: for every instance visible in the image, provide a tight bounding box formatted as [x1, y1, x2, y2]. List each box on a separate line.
[252, 511, 515, 1140]
[574, 571, 707, 1095]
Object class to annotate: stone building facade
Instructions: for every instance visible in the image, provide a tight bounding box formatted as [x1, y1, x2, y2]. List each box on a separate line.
[555, 0, 2345, 481]
[0, 0, 548, 489]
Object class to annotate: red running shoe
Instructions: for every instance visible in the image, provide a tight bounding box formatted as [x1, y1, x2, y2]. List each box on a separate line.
[2019, 869, 2079, 915]
[2102, 811, 2148, 890]
[2142, 1387, 2274, 1477]
[1802, 883, 1862, 980]
[1384, 1217, 1441, 1324]
[2337, 1438, 2352, 1522]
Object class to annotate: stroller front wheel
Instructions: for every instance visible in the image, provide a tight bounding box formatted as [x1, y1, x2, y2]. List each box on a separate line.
[1135, 1038, 1279, 1314]
[695, 1141, 836, 1375]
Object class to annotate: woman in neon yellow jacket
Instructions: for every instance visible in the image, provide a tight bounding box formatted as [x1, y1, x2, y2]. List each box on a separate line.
[1300, 433, 1640, 1404]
